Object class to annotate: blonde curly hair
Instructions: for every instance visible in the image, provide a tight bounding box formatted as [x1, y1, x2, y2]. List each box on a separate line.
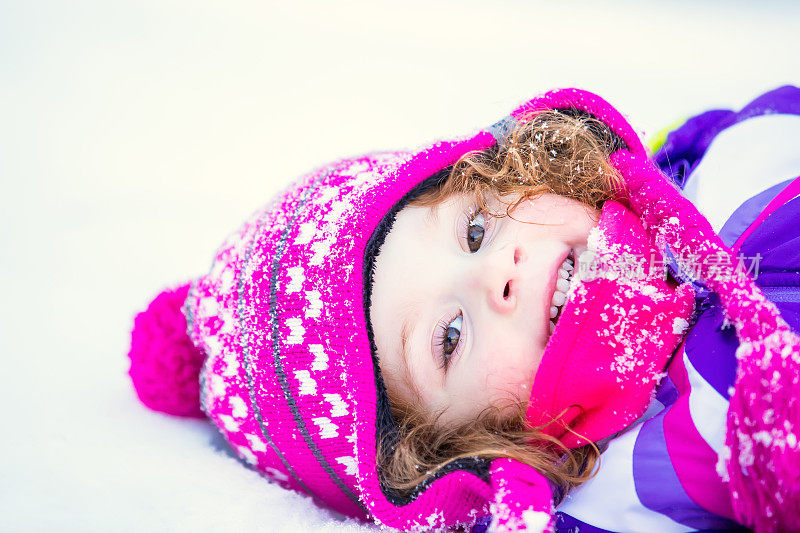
[377, 108, 626, 500]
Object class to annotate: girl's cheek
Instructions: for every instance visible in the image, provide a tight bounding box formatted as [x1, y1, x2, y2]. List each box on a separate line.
[485, 363, 533, 402]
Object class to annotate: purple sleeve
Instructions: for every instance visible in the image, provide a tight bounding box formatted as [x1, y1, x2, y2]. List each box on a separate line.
[652, 85, 800, 189]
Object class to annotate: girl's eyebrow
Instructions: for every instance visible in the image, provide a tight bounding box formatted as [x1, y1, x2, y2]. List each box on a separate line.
[398, 316, 423, 397]
[399, 316, 415, 377]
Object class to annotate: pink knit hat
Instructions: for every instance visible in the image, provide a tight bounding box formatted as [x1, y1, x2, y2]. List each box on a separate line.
[128, 88, 800, 531]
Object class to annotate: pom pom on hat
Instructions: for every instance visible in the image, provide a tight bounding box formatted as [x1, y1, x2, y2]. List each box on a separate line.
[128, 283, 206, 418]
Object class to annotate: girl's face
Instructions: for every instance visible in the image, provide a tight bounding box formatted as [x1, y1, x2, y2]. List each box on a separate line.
[370, 192, 600, 426]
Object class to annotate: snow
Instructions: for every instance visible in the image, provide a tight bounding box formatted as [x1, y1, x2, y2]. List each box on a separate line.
[521, 510, 551, 532]
[2, 1, 799, 531]
[673, 317, 690, 335]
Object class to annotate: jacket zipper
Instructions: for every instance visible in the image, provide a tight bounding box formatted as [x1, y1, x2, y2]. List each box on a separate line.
[760, 285, 800, 303]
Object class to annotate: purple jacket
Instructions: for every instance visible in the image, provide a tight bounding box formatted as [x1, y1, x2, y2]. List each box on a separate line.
[553, 86, 800, 533]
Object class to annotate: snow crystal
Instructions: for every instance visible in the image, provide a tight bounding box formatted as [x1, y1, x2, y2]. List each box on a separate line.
[652, 371, 668, 385]
[752, 430, 774, 446]
[737, 431, 755, 469]
[293, 370, 317, 396]
[672, 317, 690, 335]
[521, 509, 550, 532]
[421, 511, 445, 531]
[716, 445, 731, 482]
[312, 417, 339, 439]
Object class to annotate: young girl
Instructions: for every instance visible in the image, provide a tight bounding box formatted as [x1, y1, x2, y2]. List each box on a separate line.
[128, 87, 800, 532]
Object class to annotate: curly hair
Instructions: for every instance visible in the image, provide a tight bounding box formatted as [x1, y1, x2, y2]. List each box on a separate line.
[377, 108, 626, 500]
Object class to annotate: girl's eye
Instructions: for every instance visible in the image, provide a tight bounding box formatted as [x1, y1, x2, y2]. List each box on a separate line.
[467, 210, 486, 253]
[435, 314, 462, 370]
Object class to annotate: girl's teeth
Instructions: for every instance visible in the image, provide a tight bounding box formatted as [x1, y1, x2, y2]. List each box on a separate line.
[549, 252, 577, 335]
[551, 290, 566, 307]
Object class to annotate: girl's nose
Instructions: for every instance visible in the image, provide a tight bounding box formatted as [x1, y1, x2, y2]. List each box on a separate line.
[477, 244, 524, 314]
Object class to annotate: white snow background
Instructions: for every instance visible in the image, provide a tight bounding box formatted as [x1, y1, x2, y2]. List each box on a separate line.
[2, 1, 799, 531]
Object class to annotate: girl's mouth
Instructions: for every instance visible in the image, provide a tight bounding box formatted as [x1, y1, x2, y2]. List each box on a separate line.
[548, 250, 575, 334]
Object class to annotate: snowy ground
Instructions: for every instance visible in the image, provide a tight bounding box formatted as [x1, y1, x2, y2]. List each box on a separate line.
[2, 1, 799, 531]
